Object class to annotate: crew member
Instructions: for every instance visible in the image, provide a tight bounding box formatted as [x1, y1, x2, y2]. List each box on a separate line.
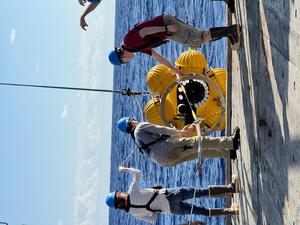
[105, 166, 239, 224]
[108, 14, 241, 75]
[117, 117, 240, 167]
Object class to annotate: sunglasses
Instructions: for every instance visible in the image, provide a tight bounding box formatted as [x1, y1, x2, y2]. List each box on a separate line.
[115, 195, 127, 210]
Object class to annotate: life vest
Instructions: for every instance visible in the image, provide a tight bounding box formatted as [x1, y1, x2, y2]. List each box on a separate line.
[126, 187, 163, 213]
[131, 132, 170, 155]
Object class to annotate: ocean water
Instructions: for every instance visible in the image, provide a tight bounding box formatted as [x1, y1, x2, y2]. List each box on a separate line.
[109, 0, 227, 224]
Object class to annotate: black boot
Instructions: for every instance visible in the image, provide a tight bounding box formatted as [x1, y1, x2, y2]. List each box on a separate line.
[211, 0, 235, 13]
[230, 149, 237, 160]
[209, 25, 241, 50]
[209, 26, 228, 42]
[208, 175, 239, 197]
[228, 24, 241, 50]
[232, 127, 240, 150]
[208, 185, 232, 197]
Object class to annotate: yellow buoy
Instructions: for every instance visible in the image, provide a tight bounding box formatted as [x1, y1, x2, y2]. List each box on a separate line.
[145, 49, 227, 133]
[196, 69, 227, 130]
[207, 68, 226, 98]
[175, 49, 208, 75]
[144, 97, 175, 125]
[197, 96, 225, 130]
[146, 64, 176, 96]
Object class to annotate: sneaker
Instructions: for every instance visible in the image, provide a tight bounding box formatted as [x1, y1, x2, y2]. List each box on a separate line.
[230, 203, 239, 215]
[232, 127, 240, 150]
[228, 24, 241, 50]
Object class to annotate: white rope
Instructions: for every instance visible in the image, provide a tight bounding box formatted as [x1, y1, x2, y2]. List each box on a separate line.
[194, 119, 203, 174]
[132, 94, 145, 122]
[119, 148, 136, 166]
[119, 94, 146, 167]
[188, 186, 198, 225]
[187, 118, 203, 224]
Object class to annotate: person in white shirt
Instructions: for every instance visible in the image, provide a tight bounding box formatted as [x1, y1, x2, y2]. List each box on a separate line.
[105, 167, 239, 224]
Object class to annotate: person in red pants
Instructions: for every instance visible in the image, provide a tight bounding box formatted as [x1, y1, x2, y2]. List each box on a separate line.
[108, 14, 241, 76]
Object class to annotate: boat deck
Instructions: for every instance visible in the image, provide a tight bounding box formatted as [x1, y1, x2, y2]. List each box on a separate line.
[226, 0, 300, 224]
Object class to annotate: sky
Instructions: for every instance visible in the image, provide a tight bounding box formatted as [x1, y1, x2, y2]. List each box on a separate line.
[0, 1, 115, 225]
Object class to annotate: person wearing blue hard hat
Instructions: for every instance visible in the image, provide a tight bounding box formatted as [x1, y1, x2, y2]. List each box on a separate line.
[117, 117, 240, 167]
[108, 11, 241, 75]
[117, 116, 133, 133]
[105, 191, 117, 208]
[78, 0, 101, 30]
[105, 166, 239, 223]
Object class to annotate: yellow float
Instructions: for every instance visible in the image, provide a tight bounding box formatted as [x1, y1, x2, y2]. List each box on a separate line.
[144, 49, 226, 135]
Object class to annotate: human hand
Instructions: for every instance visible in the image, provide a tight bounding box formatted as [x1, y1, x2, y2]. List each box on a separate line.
[118, 166, 127, 172]
[178, 124, 195, 137]
[78, 0, 86, 6]
[80, 16, 88, 30]
[183, 124, 195, 132]
[178, 129, 191, 137]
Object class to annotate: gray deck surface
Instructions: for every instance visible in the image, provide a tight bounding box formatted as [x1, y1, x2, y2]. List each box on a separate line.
[229, 0, 300, 224]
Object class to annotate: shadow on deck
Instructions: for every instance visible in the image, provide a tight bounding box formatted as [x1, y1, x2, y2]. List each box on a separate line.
[230, 0, 300, 224]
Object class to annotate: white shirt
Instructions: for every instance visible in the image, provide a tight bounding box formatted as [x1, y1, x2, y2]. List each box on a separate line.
[124, 167, 171, 224]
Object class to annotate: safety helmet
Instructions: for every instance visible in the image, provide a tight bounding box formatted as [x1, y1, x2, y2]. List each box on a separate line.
[105, 191, 117, 208]
[108, 48, 122, 66]
[117, 117, 132, 133]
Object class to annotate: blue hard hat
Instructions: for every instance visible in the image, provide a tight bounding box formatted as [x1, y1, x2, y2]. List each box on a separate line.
[105, 191, 117, 208]
[108, 48, 122, 66]
[117, 117, 131, 133]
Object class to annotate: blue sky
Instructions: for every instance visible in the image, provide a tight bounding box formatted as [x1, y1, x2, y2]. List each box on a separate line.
[0, 1, 115, 225]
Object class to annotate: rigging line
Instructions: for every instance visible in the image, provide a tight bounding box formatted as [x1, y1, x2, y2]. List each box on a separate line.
[119, 94, 146, 167]
[118, 147, 153, 183]
[120, 148, 136, 166]
[0, 82, 151, 96]
[188, 187, 197, 225]
[176, 79, 198, 121]
[188, 119, 203, 225]
[132, 94, 145, 122]
[195, 119, 203, 174]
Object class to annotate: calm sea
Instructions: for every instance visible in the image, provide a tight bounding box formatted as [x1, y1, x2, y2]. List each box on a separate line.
[110, 0, 227, 224]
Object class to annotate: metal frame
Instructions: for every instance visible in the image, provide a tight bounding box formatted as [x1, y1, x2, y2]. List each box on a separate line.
[160, 73, 226, 136]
